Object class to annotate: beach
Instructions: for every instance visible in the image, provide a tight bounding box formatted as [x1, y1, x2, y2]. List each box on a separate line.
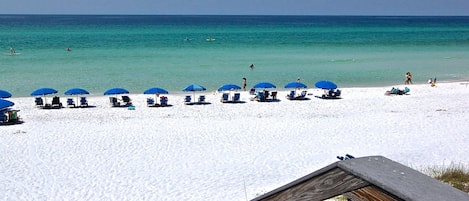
[1, 82, 468, 200]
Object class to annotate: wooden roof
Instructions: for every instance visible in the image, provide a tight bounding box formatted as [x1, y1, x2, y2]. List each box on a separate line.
[251, 155, 469, 201]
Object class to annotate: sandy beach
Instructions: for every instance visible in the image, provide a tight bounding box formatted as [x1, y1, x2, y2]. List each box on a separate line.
[1, 82, 469, 200]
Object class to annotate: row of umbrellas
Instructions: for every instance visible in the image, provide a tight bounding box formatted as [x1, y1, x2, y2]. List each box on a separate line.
[217, 80, 337, 91]
[2, 80, 338, 100]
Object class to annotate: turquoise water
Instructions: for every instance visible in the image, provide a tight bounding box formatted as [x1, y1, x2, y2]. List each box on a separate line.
[1, 15, 469, 97]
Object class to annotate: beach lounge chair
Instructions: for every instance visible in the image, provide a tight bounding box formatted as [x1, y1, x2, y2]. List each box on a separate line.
[110, 97, 120, 107]
[80, 97, 88, 107]
[1, 113, 7, 123]
[256, 91, 266, 102]
[198, 95, 206, 103]
[233, 93, 241, 102]
[184, 95, 192, 104]
[299, 90, 307, 98]
[7, 110, 19, 122]
[35, 97, 44, 107]
[51, 96, 62, 108]
[122, 96, 132, 106]
[271, 91, 278, 100]
[286, 91, 295, 100]
[147, 97, 155, 106]
[221, 93, 229, 103]
[67, 98, 75, 108]
[160, 96, 168, 106]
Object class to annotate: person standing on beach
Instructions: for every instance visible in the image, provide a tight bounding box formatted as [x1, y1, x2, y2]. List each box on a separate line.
[242, 77, 247, 91]
[405, 72, 413, 85]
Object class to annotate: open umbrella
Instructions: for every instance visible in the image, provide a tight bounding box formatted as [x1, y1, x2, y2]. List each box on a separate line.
[104, 88, 129, 95]
[65, 88, 90, 95]
[183, 84, 206, 92]
[0, 99, 14, 110]
[217, 84, 241, 92]
[315, 80, 337, 90]
[253, 82, 276, 89]
[31, 88, 58, 96]
[144, 87, 169, 95]
[284, 82, 307, 89]
[0, 89, 12, 98]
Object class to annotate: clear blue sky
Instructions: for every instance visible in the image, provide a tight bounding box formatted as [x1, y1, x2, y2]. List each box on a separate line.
[1, 0, 468, 16]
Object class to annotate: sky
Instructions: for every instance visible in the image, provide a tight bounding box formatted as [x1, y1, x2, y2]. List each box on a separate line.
[1, 0, 468, 16]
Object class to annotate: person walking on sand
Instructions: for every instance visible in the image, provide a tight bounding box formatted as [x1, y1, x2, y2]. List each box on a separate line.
[242, 77, 247, 91]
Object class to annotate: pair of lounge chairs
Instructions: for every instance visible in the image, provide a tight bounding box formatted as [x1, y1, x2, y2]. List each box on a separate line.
[253, 91, 278, 102]
[67, 97, 89, 108]
[220, 93, 242, 103]
[286, 90, 308, 100]
[185, 95, 210, 105]
[109, 96, 132, 107]
[34, 96, 63, 109]
[147, 96, 169, 107]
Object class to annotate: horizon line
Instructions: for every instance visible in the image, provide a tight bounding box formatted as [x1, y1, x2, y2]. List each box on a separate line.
[1, 14, 468, 17]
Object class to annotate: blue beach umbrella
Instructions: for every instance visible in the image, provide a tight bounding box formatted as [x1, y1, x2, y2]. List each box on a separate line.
[0, 99, 14, 110]
[31, 88, 58, 96]
[65, 88, 90, 95]
[104, 88, 129, 95]
[284, 82, 307, 89]
[183, 84, 206, 92]
[253, 82, 276, 89]
[0, 89, 12, 98]
[217, 84, 241, 92]
[144, 87, 169, 95]
[315, 80, 338, 90]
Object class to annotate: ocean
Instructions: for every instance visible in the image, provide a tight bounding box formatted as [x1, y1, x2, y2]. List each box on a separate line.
[1, 15, 469, 97]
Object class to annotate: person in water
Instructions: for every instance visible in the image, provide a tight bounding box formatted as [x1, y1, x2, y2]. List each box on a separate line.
[9, 47, 15, 55]
[249, 64, 254, 70]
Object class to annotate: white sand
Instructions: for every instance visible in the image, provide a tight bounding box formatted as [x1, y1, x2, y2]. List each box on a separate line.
[1, 82, 468, 200]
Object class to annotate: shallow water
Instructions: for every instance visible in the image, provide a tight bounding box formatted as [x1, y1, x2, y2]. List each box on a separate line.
[1, 15, 469, 97]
